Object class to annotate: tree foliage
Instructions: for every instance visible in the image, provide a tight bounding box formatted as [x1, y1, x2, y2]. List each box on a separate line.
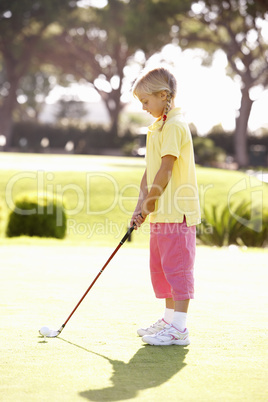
[0, 0, 193, 146]
[36, 0, 191, 138]
[174, 0, 268, 166]
[0, 0, 267, 166]
[0, 0, 79, 147]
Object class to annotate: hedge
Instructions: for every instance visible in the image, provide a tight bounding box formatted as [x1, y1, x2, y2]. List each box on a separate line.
[6, 192, 67, 239]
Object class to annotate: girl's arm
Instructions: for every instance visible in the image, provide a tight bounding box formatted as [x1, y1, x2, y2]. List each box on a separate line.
[141, 155, 176, 219]
[130, 169, 148, 228]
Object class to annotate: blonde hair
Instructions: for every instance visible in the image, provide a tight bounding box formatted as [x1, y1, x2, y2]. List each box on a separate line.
[132, 67, 177, 130]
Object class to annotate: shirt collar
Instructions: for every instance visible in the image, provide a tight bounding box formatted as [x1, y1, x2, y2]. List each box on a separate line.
[148, 107, 182, 131]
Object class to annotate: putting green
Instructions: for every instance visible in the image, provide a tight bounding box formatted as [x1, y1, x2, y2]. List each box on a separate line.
[1, 244, 267, 401]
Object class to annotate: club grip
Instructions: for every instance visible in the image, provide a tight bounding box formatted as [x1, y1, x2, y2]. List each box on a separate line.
[120, 213, 144, 244]
[120, 225, 135, 245]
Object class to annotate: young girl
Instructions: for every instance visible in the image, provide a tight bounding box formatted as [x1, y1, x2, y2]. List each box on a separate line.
[131, 67, 201, 346]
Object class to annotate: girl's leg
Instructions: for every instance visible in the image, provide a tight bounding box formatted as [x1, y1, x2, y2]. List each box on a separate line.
[175, 299, 189, 313]
[165, 298, 174, 309]
[165, 298, 189, 312]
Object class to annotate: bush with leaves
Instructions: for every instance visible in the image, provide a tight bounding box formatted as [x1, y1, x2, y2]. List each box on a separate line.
[0, 197, 5, 236]
[6, 192, 66, 239]
[11, 121, 136, 154]
[193, 137, 226, 165]
[197, 202, 268, 247]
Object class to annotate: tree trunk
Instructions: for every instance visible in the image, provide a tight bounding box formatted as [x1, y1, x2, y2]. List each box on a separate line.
[0, 79, 19, 150]
[103, 71, 125, 142]
[109, 89, 123, 141]
[105, 44, 128, 142]
[234, 87, 253, 167]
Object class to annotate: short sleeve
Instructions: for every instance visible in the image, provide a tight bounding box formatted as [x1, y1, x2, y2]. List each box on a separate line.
[160, 123, 182, 159]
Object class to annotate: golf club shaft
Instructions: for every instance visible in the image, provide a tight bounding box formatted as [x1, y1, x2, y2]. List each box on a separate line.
[60, 225, 136, 330]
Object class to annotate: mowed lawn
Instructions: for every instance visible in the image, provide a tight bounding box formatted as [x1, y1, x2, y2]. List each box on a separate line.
[0, 152, 267, 246]
[0, 153, 267, 401]
[0, 244, 267, 401]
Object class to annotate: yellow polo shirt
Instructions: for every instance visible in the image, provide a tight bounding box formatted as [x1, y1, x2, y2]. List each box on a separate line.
[146, 107, 201, 226]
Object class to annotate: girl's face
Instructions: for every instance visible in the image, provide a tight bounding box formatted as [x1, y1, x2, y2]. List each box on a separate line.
[138, 91, 167, 118]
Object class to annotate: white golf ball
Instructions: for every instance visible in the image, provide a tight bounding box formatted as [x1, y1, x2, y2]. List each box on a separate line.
[40, 326, 50, 337]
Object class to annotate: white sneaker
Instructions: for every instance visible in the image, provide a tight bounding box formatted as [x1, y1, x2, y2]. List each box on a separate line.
[142, 324, 190, 346]
[137, 318, 168, 337]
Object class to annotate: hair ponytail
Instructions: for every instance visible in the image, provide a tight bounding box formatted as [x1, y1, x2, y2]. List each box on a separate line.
[160, 92, 172, 131]
[132, 67, 177, 131]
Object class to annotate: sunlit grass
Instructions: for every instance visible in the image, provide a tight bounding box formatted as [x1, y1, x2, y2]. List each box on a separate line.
[0, 153, 267, 246]
[1, 244, 267, 401]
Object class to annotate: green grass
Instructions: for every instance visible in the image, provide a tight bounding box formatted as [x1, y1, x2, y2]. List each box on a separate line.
[1, 244, 267, 401]
[1, 154, 267, 400]
[0, 153, 267, 247]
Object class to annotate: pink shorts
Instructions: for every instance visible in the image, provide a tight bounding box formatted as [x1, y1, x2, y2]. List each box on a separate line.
[150, 220, 196, 301]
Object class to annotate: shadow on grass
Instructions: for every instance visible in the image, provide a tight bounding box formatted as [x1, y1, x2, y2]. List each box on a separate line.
[59, 337, 188, 401]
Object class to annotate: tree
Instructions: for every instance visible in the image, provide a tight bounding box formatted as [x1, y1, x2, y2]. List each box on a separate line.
[0, 0, 79, 148]
[3, 0, 265, 165]
[174, 0, 268, 167]
[35, 0, 192, 139]
[55, 99, 88, 125]
[1, 0, 191, 146]
[15, 70, 56, 121]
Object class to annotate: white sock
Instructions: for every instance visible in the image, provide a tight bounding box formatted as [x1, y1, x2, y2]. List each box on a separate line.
[172, 312, 187, 332]
[163, 308, 174, 324]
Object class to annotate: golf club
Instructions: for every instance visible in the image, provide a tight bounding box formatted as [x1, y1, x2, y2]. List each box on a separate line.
[39, 223, 136, 338]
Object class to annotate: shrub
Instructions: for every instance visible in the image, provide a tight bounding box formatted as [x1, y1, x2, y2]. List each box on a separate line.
[6, 192, 67, 239]
[11, 121, 134, 154]
[0, 197, 5, 236]
[239, 215, 268, 247]
[193, 137, 226, 165]
[207, 131, 234, 155]
[197, 202, 268, 247]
